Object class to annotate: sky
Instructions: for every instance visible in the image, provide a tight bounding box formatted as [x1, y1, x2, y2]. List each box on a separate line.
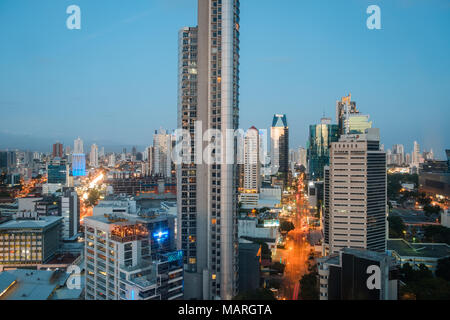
[0, 0, 449, 157]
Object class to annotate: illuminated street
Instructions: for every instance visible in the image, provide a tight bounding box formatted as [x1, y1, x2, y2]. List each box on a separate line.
[274, 173, 316, 300]
[76, 169, 106, 222]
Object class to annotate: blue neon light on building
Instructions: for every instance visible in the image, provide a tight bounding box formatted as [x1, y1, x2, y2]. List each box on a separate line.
[72, 153, 86, 176]
[152, 229, 169, 243]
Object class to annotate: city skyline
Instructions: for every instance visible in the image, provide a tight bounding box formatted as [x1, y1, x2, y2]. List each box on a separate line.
[0, 0, 449, 303]
[0, 0, 449, 158]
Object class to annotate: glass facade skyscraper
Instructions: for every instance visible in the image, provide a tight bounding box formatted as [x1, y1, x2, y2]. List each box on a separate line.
[47, 158, 68, 184]
[307, 118, 339, 180]
[270, 114, 289, 182]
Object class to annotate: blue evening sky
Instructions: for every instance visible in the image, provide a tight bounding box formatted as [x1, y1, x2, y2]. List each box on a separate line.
[0, 0, 449, 157]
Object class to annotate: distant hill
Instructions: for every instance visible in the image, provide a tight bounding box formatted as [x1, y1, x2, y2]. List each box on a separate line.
[0, 131, 146, 153]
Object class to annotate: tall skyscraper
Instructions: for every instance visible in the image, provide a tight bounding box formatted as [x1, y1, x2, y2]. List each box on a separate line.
[90, 144, 99, 168]
[60, 188, 80, 240]
[270, 114, 289, 181]
[336, 93, 358, 136]
[345, 114, 372, 134]
[391, 144, 405, 165]
[74, 138, 84, 154]
[239, 127, 261, 207]
[99, 146, 105, 159]
[153, 129, 172, 177]
[145, 146, 154, 176]
[0, 151, 16, 174]
[412, 141, 421, 167]
[243, 127, 261, 192]
[52, 142, 63, 158]
[108, 153, 116, 168]
[323, 128, 387, 255]
[47, 158, 69, 185]
[307, 117, 339, 180]
[298, 147, 307, 169]
[177, 0, 240, 300]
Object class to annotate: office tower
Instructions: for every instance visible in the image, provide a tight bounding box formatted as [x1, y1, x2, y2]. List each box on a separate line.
[392, 144, 405, 165]
[318, 248, 399, 300]
[243, 127, 261, 192]
[52, 142, 63, 158]
[47, 158, 69, 185]
[270, 114, 289, 181]
[0, 213, 63, 267]
[298, 147, 307, 169]
[74, 138, 84, 154]
[73, 138, 86, 176]
[412, 141, 421, 167]
[72, 154, 86, 177]
[239, 127, 261, 207]
[177, 0, 240, 300]
[0, 151, 17, 174]
[132, 146, 137, 157]
[108, 153, 116, 168]
[345, 114, 372, 134]
[0, 151, 7, 174]
[99, 147, 105, 159]
[405, 153, 411, 165]
[153, 129, 172, 177]
[307, 117, 339, 180]
[60, 188, 80, 240]
[84, 214, 184, 300]
[90, 144, 99, 168]
[289, 148, 299, 173]
[423, 149, 434, 161]
[323, 128, 387, 255]
[65, 146, 71, 156]
[146, 146, 154, 175]
[386, 149, 393, 165]
[336, 93, 359, 136]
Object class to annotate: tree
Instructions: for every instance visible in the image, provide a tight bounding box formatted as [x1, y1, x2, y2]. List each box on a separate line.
[233, 288, 277, 300]
[299, 271, 319, 300]
[399, 263, 450, 300]
[387, 173, 418, 202]
[387, 215, 406, 239]
[436, 257, 450, 282]
[85, 188, 101, 207]
[423, 225, 450, 245]
[400, 263, 432, 283]
[402, 277, 450, 300]
[279, 220, 295, 234]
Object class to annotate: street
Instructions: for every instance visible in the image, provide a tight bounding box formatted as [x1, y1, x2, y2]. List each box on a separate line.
[273, 173, 316, 300]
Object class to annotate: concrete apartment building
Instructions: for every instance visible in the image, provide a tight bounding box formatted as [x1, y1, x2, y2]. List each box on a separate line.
[84, 214, 183, 300]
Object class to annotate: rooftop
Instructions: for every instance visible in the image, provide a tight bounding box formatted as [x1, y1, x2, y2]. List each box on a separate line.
[0, 216, 63, 230]
[0, 269, 61, 300]
[387, 239, 450, 259]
